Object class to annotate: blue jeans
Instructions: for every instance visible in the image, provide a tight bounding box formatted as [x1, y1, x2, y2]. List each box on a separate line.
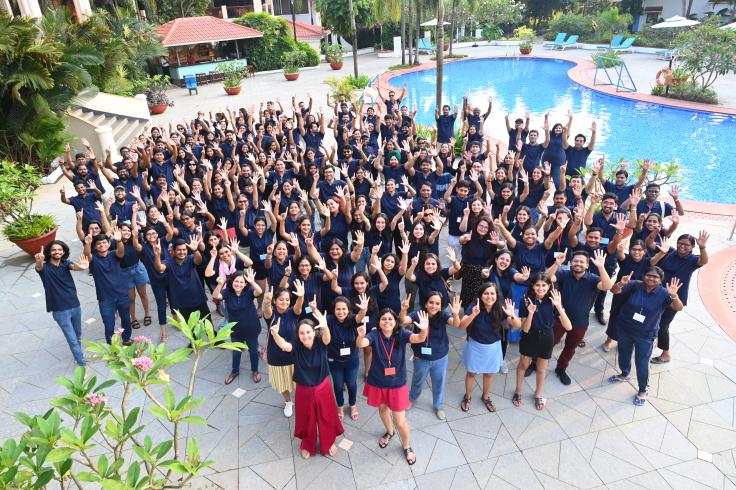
[409, 354, 449, 410]
[150, 279, 169, 325]
[329, 356, 359, 406]
[99, 296, 132, 343]
[231, 334, 259, 374]
[354, 247, 371, 273]
[52, 306, 85, 366]
[617, 328, 655, 394]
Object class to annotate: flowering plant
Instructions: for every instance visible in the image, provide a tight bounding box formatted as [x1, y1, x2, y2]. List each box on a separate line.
[0, 311, 243, 488]
[576, 157, 681, 188]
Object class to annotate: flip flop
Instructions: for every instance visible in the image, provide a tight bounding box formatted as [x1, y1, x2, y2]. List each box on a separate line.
[481, 396, 496, 412]
[512, 393, 522, 407]
[131, 319, 141, 330]
[608, 374, 631, 384]
[460, 395, 471, 412]
[350, 405, 359, 420]
[143, 316, 152, 327]
[650, 356, 670, 364]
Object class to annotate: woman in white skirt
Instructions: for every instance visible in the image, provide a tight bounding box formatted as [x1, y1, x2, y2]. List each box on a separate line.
[459, 282, 520, 412]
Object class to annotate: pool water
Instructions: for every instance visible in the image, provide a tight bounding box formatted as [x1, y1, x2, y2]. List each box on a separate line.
[388, 57, 736, 204]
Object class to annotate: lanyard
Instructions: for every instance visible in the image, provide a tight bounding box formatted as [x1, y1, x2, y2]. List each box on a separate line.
[639, 286, 646, 314]
[379, 334, 396, 367]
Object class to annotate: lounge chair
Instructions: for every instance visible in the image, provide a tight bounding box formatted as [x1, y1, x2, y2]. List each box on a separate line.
[611, 37, 635, 53]
[656, 49, 675, 60]
[418, 38, 436, 53]
[544, 32, 567, 49]
[555, 34, 579, 50]
[596, 34, 624, 50]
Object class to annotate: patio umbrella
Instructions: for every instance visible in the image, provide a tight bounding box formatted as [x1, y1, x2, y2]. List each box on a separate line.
[651, 15, 700, 29]
[420, 18, 450, 26]
[721, 21, 736, 30]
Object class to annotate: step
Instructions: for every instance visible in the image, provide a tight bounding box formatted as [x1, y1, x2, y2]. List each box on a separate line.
[114, 120, 144, 149]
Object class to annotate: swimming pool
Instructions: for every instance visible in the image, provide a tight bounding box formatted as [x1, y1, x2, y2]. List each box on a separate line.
[388, 57, 736, 204]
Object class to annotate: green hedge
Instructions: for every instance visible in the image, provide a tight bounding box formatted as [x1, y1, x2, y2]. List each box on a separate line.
[235, 13, 319, 71]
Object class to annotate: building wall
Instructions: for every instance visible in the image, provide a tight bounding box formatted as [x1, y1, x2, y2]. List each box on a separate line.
[641, 0, 714, 21]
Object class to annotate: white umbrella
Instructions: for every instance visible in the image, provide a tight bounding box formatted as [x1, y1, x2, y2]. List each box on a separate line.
[420, 18, 450, 27]
[651, 15, 700, 29]
[721, 21, 736, 30]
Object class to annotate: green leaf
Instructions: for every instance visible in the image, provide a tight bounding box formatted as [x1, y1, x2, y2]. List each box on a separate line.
[126, 461, 140, 486]
[98, 453, 109, 477]
[76, 471, 101, 482]
[123, 406, 140, 434]
[186, 438, 199, 462]
[180, 416, 208, 426]
[94, 379, 117, 391]
[154, 440, 173, 459]
[164, 386, 175, 411]
[33, 468, 54, 489]
[161, 461, 190, 474]
[133, 445, 154, 464]
[148, 404, 170, 420]
[46, 447, 75, 463]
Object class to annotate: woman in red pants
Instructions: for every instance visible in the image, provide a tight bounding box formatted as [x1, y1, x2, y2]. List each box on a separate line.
[269, 303, 344, 459]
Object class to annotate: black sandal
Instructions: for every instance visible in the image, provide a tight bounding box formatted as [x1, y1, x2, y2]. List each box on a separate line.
[404, 447, 416, 465]
[481, 397, 496, 412]
[143, 316, 152, 327]
[460, 395, 471, 412]
[512, 393, 522, 407]
[131, 319, 141, 330]
[378, 431, 394, 449]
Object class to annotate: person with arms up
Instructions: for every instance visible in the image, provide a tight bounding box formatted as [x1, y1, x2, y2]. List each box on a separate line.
[35, 241, 90, 365]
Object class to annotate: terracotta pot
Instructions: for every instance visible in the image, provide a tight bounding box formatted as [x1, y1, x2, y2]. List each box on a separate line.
[329, 62, 343, 70]
[284, 72, 300, 81]
[225, 86, 241, 95]
[148, 103, 168, 115]
[519, 47, 532, 55]
[11, 227, 58, 257]
[443, 44, 449, 51]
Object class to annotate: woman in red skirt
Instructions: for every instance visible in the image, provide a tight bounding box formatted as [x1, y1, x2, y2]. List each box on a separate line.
[356, 302, 429, 465]
[270, 304, 344, 459]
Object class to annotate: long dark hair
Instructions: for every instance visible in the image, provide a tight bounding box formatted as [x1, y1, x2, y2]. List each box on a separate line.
[475, 282, 505, 335]
[44, 240, 70, 262]
[350, 271, 378, 311]
[524, 272, 554, 303]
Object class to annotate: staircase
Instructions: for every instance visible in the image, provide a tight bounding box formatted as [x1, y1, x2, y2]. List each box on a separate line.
[65, 92, 151, 162]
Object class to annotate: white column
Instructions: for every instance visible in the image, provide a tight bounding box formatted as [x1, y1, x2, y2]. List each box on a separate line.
[252, 0, 263, 14]
[95, 126, 120, 163]
[26, 0, 42, 18]
[0, 0, 13, 16]
[72, 0, 93, 21]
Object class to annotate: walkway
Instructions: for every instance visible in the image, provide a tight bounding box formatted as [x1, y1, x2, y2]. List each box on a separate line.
[2, 46, 736, 488]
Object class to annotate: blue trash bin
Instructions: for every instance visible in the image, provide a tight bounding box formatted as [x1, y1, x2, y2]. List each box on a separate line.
[184, 75, 198, 95]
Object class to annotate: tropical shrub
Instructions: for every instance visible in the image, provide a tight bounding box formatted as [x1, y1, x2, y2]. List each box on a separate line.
[0, 312, 243, 488]
[482, 23, 503, 42]
[592, 49, 622, 67]
[217, 61, 249, 88]
[135, 75, 174, 107]
[635, 25, 676, 48]
[548, 13, 595, 39]
[235, 13, 319, 71]
[0, 161, 58, 241]
[674, 16, 736, 91]
[325, 43, 345, 63]
[323, 74, 372, 101]
[283, 50, 307, 74]
[0, 14, 101, 170]
[577, 158, 681, 188]
[512, 26, 535, 41]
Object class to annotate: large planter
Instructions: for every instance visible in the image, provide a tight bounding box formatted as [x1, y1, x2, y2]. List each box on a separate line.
[519, 47, 532, 55]
[225, 86, 241, 95]
[443, 44, 449, 52]
[148, 103, 168, 115]
[329, 62, 343, 70]
[284, 72, 300, 81]
[11, 226, 58, 257]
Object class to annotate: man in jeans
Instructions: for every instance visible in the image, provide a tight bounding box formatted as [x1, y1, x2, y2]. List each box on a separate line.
[84, 230, 133, 344]
[35, 240, 90, 366]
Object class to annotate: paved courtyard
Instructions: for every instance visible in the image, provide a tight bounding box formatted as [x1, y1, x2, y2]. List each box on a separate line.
[2, 45, 736, 489]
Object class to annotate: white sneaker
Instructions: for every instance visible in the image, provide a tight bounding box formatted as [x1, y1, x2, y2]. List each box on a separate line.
[500, 361, 508, 374]
[284, 401, 294, 417]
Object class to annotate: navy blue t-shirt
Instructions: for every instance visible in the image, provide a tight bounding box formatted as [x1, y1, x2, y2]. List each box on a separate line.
[37, 260, 80, 312]
[520, 143, 544, 172]
[374, 270, 402, 313]
[565, 146, 592, 176]
[513, 242, 547, 279]
[603, 181, 634, 209]
[436, 114, 457, 143]
[222, 287, 259, 338]
[163, 255, 207, 309]
[617, 281, 673, 338]
[555, 269, 601, 327]
[266, 308, 297, 366]
[447, 195, 471, 236]
[293, 338, 330, 386]
[326, 315, 358, 360]
[464, 306, 502, 344]
[658, 250, 700, 305]
[636, 200, 674, 219]
[519, 297, 556, 332]
[414, 268, 452, 307]
[365, 328, 413, 388]
[90, 252, 129, 302]
[410, 310, 451, 361]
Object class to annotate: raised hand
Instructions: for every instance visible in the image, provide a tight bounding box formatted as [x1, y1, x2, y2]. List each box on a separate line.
[620, 272, 634, 285]
[284, 260, 292, 277]
[371, 241, 384, 256]
[269, 318, 281, 336]
[666, 277, 683, 297]
[414, 310, 429, 330]
[525, 297, 537, 315]
[34, 246, 45, 263]
[449, 295, 462, 316]
[591, 248, 606, 268]
[78, 254, 89, 269]
[520, 266, 531, 281]
[216, 275, 226, 285]
[370, 254, 382, 271]
[696, 230, 709, 249]
[471, 298, 481, 316]
[555, 248, 568, 266]
[354, 230, 365, 246]
[356, 323, 367, 337]
[550, 288, 563, 307]
[668, 184, 680, 201]
[293, 279, 305, 297]
[357, 293, 370, 311]
[244, 268, 256, 284]
[657, 236, 670, 254]
[502, 298, 515, 317]
[446, 246, 457, 264]
[264, 286, 274, 305]
[411, 252, 420, 267]
[400, 296, 411, 312]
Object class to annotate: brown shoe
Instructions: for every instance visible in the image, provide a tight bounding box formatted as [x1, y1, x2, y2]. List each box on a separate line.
[225, 372, 239, 385]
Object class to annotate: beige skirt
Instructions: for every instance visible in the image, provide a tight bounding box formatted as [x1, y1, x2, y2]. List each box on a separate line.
[268, 364, 295, 393]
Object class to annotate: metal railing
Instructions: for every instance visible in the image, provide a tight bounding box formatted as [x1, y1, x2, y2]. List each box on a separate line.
[593, 56, 637, 93]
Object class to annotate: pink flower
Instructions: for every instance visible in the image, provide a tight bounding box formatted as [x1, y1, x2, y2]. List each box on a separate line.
[132, 356, 154, 372]
[134, 335, 152, 345]
[619, 162, 629, 168]
[114, 328, 124, 336]
[85, 392, 108, 408]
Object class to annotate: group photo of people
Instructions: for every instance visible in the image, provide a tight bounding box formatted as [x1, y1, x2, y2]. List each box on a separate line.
[38, 87, 710, 464]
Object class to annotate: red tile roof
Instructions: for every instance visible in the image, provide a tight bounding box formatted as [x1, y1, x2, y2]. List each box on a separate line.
[157, 16, 263, 47]
[284, 19, 328, 41]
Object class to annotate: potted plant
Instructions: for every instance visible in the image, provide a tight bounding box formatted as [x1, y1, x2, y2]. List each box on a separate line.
[283, 50, 306, 81]
[519, 39, 533, 55]
[217, 61, 248, 95]
[324, 43, 344, 70]
[671, 67, 690, 84]
[0, 161, 59, 256]
[137, 74, 174, 115]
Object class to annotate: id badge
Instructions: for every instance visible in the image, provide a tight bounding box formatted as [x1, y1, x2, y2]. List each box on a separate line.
[340, 347, 351, 356]
[305, 306, 313, 314]
[384, 367, 396, 376]
[421, 347, 432, 356]
[633, 313, 646, 323]
[259, 254, 268, 260]
[456, 217, 462, 223]
[600, 237, 610, 245]
[363, 316, 369, 324]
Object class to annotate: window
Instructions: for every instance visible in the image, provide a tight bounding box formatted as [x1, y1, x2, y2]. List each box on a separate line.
[271, 0, 308, 15]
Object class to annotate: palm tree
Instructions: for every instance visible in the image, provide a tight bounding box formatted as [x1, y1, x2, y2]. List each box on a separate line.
[436, 0, 445, 106]
[348, 0, 359, 77]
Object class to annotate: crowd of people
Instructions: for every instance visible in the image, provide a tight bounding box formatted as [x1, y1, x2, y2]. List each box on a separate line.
[36, 86, 710, 463]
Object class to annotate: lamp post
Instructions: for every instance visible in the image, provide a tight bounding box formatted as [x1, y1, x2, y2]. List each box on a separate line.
[289, 0, 298, 41]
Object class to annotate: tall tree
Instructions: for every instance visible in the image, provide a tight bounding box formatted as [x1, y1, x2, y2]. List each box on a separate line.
[448, 0, 457, 55]
[348, 0, 359, 76]
[401, 0, 407, 63]
[414, 0, 421, 65]
[435, 0, 445, 107]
